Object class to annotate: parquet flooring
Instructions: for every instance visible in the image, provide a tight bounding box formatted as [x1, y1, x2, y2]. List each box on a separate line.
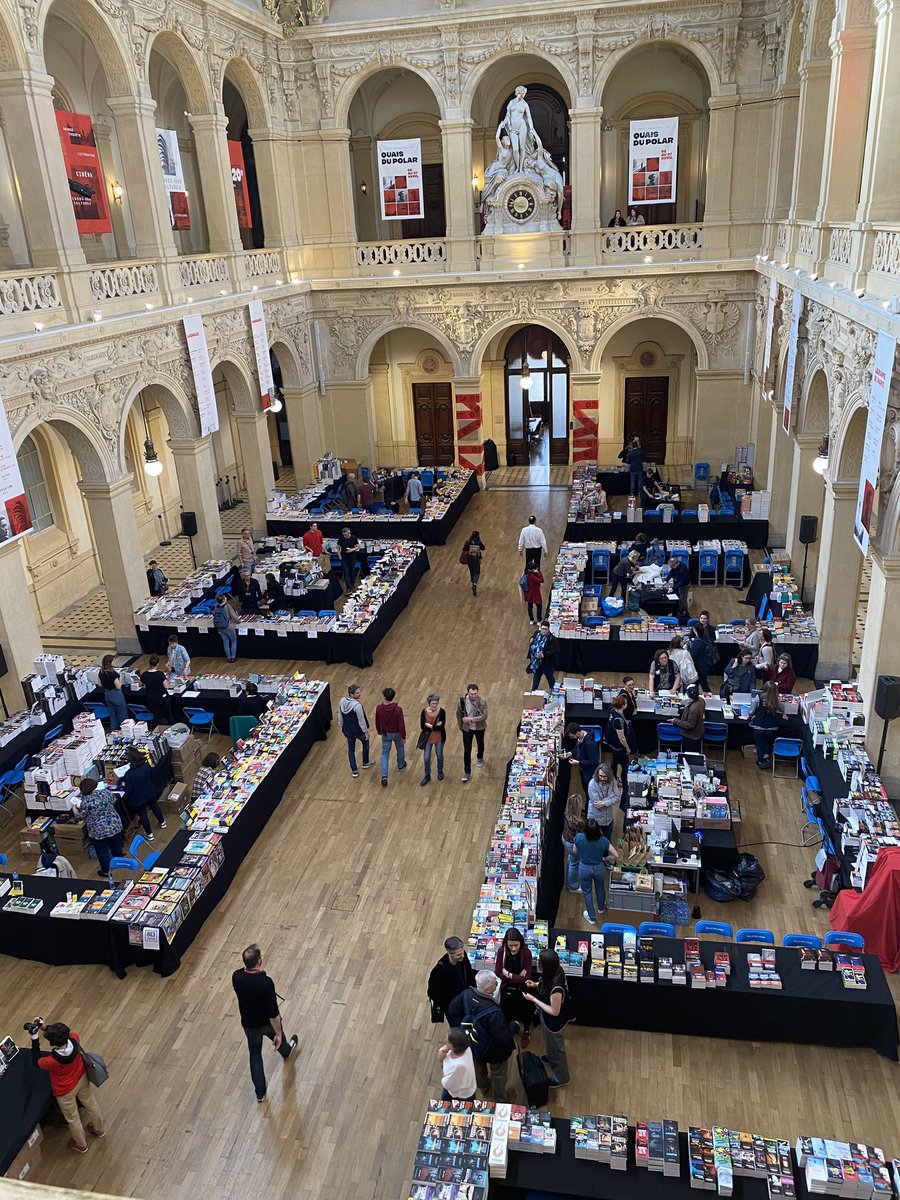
[2, 482, 898, 1200]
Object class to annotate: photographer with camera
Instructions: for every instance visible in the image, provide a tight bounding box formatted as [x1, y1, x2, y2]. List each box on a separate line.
[27, 1018, 105, 1153]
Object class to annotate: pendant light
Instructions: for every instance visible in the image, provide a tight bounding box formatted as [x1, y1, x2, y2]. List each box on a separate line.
[140, 395, 164, 477]
[520, 363, 532, 391]
[812, 434, 829, 475]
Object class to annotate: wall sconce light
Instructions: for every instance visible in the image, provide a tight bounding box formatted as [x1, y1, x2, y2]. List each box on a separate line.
[111, 180, 124, 204]
[812, 434, 830, 476]
[360, 180, 368, 195]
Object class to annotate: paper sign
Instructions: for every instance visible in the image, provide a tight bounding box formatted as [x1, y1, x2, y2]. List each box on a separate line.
[628, 117, 678, 206]
[142, 926, 160, 950]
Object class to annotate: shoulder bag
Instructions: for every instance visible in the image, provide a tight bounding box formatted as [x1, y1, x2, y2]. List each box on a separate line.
[80, 1047, 109, 1087]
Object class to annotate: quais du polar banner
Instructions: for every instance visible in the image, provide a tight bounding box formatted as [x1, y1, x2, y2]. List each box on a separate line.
[249, 299, 274, 411]
[0, 392, 33, 543]
[377, 138, 423, 221]
[628, 118, 678, 207]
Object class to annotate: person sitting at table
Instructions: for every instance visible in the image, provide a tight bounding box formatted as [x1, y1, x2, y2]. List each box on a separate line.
[747, 681, 787, 768]
[192, 752, 221, 801]
[646, 463, 663, 485]
[139, 654, 174, 726]
[609, 550, 640, 598]
[235, 569, 263, 615]
[649, 649, 681, 697]
[122, 746, 166, 841]
[769, 652, 797, 694]
[671, 684, 706, 752]
[720, 647, 756, 698]
[707, 476, 724, 512]
[618, 676, 638, 721]
[755, 628, 776, 675]
[238, 681, 268, 720]
[641, 469, 662, 507]
[35, 838, 77, 879]
[302, 522, 324, 558]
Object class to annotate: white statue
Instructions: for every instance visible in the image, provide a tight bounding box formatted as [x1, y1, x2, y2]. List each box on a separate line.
[479, 82, 564, 232]
[497, 86, 542, 174]
[532, 148, 565, 220]
[481, 132, 514, 208]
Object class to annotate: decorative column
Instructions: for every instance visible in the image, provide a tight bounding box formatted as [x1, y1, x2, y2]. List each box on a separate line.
[855, 0, 900, 224]
[0, 539, 44, 709]
[91, 119, 132, 260]
[816, 27, 877, 224]
[784, 434, 825, 599]
[439, 119, 476, 271]
[812, 479, 860, 677]
[568, 106, 602, 265]
[0, 71, 85, 268]
[788, 60, 831, 222]
[79, 476, 147, 653]
[766, 405, 795, 543]
[283, 385, 326, 481]
[702, 93, 738, 256]
[247, 128, 298, 248]
[188, 109, 243, 254]
[453, 378, 484, 475]
[233, 411, 276, 537]
[858, 552, 900, 789]
[167, 436, 225, 562]
[106, 95, 178, 261]
[570, 374, 601, 464]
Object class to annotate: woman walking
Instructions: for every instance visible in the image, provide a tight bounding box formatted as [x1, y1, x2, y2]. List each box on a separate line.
[524, 948, 572, 1088]
[419, 692, 446, 786]
[527, 621, 558, 692]
[522, 565, 544, 624]
[561, 793, 585, 893]
[121, 747, 167, 840]
[460, 530, 485, 596]
[572, 817, 619, 925]
[214, 593, 240, 663]
[98, 654, 129, 731]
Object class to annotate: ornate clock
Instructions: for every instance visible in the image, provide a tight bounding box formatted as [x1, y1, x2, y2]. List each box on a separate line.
[506, 187, 537, 222]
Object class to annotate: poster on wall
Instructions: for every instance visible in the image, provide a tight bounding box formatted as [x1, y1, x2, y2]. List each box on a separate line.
[761, 276, 778, 399]
[0, 393, 33, 545]
[628, 118, 678, 207]
[248, 299, 274, 411]
[183, 315, 219, 438]
[55, 111, 112, 234]
[228, 141, 252, 230]
[854, 331, 897, 556]
[156, 128, 191, 231]
[377, 138, 423, 221]
[781, 289, 802, 434]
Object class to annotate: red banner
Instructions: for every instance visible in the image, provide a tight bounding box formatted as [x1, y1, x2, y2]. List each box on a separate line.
[55, 111, 111, 234]
[572, 399, 599, 463]
[228, 140, 252, 230]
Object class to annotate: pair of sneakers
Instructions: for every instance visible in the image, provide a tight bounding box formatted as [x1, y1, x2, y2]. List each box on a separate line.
[256, 1035, 299, 1102]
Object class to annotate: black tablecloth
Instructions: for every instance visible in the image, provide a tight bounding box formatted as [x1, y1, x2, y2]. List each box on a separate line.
[802, 729, 858, 891]
[135, 549, 430, 668]
[564, 703, 807, 754]
[553, 929, 899, 1058]
[0, 687, 332, 978]
[553, 634, 817, 680]
[266, 471, 478, 546]
[0, 697, 82, 778]
[565, 517, 769, 549]
[0, 1050, 52, 1175]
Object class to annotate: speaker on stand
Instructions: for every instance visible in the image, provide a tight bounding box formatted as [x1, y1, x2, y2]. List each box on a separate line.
[157, 512, 171, 547]
[798, 515, 818, 601]
[874, 674, 900, 773]
[180, 511, 198, 569]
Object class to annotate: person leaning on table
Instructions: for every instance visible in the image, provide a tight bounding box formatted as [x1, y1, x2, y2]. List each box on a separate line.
[648, 648, 680, 697]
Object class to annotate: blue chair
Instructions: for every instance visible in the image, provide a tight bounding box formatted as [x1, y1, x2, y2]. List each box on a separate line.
[41, 725, 62, 749]
[757, 594, 771, 621]
[421, 469, 435, 493]
[657, 615, 680, 627]
[696, 920, 733, 938]
[584, 616, 607, 629]
[600, 922, 636, 938]
[128, 705, 156, 726]
[638, 921, 676, 937]
[644, 509, 663, 522]
[736, 928, 775, 945]
[783, 933, 823, 949]
[824, 930, 865, 950]
[621, 617, 643, 629]
[0, 755, 28, 807]
[583, 585, 603, 598]
[657, 723, 682, 753]
[695, 462, 710, 485]
[0, 853, 7, 866]
[772, 738, 802, 778]
[730, 617, 747, 629]
[128, 835, 161, 869]
[698, 552, 719, 586]
[702, 722, 729, 759]
[801, 787, 821, 845]
[687, 618, 701, 631]
[800, 756, 822, 795]
[182, 707, 218, 743]
[668, 548, 690, 570]
[680, 508, 699, 521]
[296, 610, 317, 619]
[318, 609, 337, 619]
[108, 855, 140, 873]
[724, 551, 745, 588]
[82, 701, 111, 722]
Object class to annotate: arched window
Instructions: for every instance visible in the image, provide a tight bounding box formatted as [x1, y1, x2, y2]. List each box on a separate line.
[16, 435, 55, 531]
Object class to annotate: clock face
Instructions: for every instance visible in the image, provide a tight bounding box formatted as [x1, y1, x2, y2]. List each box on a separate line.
[506, 187, 537, 221]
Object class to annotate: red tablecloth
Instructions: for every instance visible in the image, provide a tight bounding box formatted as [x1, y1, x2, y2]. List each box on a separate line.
[831, 846, 900, 972]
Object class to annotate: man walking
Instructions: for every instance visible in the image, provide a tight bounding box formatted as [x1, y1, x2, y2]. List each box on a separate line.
[457, 683, 488, 782]
[231, 944, 298, 1102]
[405, 470, 425, 511]
[517, 515, 548, 570]
[338, 683, 372, 776]
[667, 556, 692, 623]
[448, 970, 519, 1103]
[375, 686, 407, 786]
[338, 526, 362, 591]
[30, 1018, 105, 1153]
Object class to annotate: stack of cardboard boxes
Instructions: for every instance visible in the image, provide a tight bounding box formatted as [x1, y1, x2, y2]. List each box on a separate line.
[170, 736, 203, 790]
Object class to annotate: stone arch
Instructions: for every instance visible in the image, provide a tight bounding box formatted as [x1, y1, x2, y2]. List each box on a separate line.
[119, 376, 200, 473]
[462, 50, 576, 116]
[38, 0, 136, 98]
[797, 366, 829, 436]
[591, 310, 709, 373]
[269, 338, 304, 390]
[595, 34, 720, 103]
[12, 408, 113, 485]
[783, 3, 805, 85]
[210, 354, 258, 413]
[0, 3, 24, 71]
[335, 61, 446, 129]
[223, 57, 270, 130]
[471, 315, 582, 377]
[355, 321, 465, 382]
[833, 400, 867, 482]
[148, 29, 215, 116]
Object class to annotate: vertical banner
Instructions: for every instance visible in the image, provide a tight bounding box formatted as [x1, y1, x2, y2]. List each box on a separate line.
[228, 141, 252, 230]
[854, 331, 897, 555]
[628, 118, 678, 207]
[156, 128, 191, 231]
[0, 393, 33, 544]
[183, 315, 219, 438]
[572, 399, 599, 463]
[248, 299, 274, 411]
[781, 289, 802, 434]
[55, 112, 112, 234]
[455, 393, 483, 475]
[377, 138, 423, 221]
[761, 276, 778, 399]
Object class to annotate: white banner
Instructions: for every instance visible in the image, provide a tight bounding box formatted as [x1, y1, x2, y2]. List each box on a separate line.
[0, 392, 33, 544]
[156, 128, 190, 231]
[377, 138, 423, 221]
[248, 298, 274, 411]
[854, 331, 897, 556]
[628, 118, 678, 207]
[761, 276, 778, 399]
[781, 289, 802, 435]
[183, 315, 218, 438]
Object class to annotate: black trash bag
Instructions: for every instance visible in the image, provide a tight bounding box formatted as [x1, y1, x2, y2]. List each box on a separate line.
[704, 871, 743, 903]
[733, 853, 766, 899]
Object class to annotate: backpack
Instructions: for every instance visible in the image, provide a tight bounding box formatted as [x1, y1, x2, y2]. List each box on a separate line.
[467, 541, 482, 562]
[213, 604, 229, 629]
[460, 989, 498, 1061]
[603, 713, 623, 749]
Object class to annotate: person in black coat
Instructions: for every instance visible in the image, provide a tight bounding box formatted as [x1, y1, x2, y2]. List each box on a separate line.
[688, 633, 719, 695]
[238, 682, 267, 719]
[447, 972, 519, 1102]
[235, 570, 263, 615]
[427, 936, 476, 1023]
[121, 748, 166, 839]
[667, 556, 691, 622]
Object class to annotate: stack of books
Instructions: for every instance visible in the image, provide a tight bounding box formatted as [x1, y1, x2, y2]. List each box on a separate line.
[747, 948, 782, 989]
[796, 1136, 892, 1197]
[836, 954, 867, 990]
[569, 1114, 627, 1166]
[410, 1101, 493, 1199]
[635, 1120, 680, 1175]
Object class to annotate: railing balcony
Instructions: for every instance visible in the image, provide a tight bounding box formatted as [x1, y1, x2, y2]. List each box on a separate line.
[241, 248, 286, 286]
[0, 269, 63, 336]
[356, 238, 447, 275]
[599, 223, 703, 262]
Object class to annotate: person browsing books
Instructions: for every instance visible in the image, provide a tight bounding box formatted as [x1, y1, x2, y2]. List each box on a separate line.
[527, 621, 557, 692]
[146, 559, 167, 597]
[30, 1019, 105, 1153]
[139, 656, 174, 725]
[427, 936, 476, 1023]
[571, 818, 618, 925]
[238, 681, 267, 719]
[493, 926, 535, 1045]
[523, 948, 572, 1088]
[98, 654, 128, 731]
[76, 777, 123, 878]
[337, 527, 362, 591]
[438, 1028, 477, 1102]
[231, 943, 298, 1102]
[166, 634, 191, 681]
[121, 746, 167, 841]
[302, 522, 324, 558]
[191, 752, 220, 801]
[587, 763, 621, 842]
[447, 971, 519, 1103]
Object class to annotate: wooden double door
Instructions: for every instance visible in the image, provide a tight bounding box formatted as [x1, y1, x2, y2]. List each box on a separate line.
[412, 382, 454, 466]
[624, 376, 669, 463]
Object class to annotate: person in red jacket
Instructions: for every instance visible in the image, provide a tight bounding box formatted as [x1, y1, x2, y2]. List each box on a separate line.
[375, 686, 407, 787]
[523, 565, 544, 624]
[302, 522, 324, 558]
[30, 1019, 105, 1153]
[493, 927, 535, 1045]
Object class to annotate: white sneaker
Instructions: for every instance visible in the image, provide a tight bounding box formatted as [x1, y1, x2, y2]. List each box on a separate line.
[476, 758, 484, 768]
[582, 910, 596, 926]
[529, 620, 535, 626]
[461, 774, 470, 782]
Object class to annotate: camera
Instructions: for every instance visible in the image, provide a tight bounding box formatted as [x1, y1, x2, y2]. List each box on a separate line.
[23, 1018, 42, 1037]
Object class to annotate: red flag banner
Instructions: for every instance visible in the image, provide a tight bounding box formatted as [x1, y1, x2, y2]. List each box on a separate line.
[55, 111, 111, 234]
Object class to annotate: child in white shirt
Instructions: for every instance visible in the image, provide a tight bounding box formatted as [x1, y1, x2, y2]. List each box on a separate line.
[439, 1028, 477, 1101]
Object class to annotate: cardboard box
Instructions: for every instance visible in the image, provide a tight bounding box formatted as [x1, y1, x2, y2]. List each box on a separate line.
[167, 781, 189, 806]
[5, 1129, 42, 1180]
[741, 744, 757, 760]
[53, 820, 87, 846]
[522, 692, 546, 710]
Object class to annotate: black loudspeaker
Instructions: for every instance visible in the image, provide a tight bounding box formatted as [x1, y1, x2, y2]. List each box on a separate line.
[181, 511, 198, 538]
[875, 675, 900, 722]
[799, 515, 819, 545]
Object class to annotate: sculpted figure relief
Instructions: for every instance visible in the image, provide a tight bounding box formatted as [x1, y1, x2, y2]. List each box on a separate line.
[481, 85, 564, 228]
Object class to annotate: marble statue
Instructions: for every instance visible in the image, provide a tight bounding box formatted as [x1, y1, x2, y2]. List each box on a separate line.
[498, 86, 541, 174]
[480, 85, 564, 231]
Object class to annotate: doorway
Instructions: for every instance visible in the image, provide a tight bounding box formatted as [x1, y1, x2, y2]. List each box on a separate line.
[412, 382, 454, 465]
[624, 376, 669, 462]
[505, 326, 570, 466]
[401, 164, 446, 239]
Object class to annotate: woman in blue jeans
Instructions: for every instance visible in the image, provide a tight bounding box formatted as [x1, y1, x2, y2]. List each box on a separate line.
[561, 793, 585, 892]
[419, 693, 446, 785]
[214, 594, 239, 662]
[98, 655, 129, 731]
[573, 818, 619, 925]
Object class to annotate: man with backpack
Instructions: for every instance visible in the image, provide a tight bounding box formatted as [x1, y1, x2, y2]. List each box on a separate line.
[448, 970, 519, 1102]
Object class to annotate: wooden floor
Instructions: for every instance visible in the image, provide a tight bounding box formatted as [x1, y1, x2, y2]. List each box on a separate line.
[3, 483, 898, 1200]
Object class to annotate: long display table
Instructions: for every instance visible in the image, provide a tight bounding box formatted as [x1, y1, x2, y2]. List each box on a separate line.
[0, 1050, 52, 1176]
[0, 695, 83, 779]
[565, 516, 769, 549]
[553, 632, 818, 680]
[553, 928, 899, 1059]
[266, 469, 478, 546]
[135, 547, 429, 667]
[0, 686, 332, 978]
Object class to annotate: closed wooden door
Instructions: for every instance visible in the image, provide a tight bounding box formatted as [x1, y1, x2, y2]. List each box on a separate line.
[401, 164, 446, 239]
[624, 376, 669, 462]
[412, 382, 454, 466]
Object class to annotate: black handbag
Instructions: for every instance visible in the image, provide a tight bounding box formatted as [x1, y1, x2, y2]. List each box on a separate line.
[416, 730, 428, 751]
[429, 998, 444, 1024]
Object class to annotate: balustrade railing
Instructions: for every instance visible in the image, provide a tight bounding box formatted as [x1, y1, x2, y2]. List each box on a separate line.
[242, 250, 283, 278]
[178, 255, 229, 288]
[89, 262, 158, 301]
[827, 226, 853, 266]
[356, 239, 446, 268]
[599, 224, 703, 255]
[775, 223, 788, 252]
[871, 228, 900, 279]
[797, 223, 817, 257]
[0, 270, 61, 316]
